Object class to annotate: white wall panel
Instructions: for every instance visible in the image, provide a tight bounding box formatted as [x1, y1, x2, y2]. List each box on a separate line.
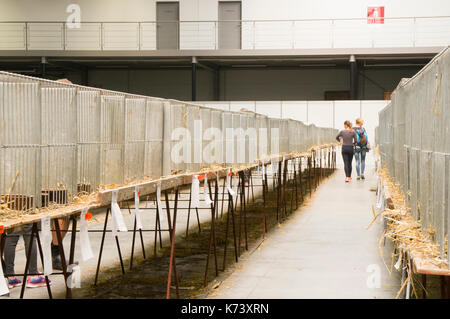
[230, 101, 256, 113]
[281, 101, 307, 122]
[415, 17, 450, 47]
[334, 101, 361, 129]
[307, 101, 333, 128]
[103, 23, 139, 50]
[333, 20, 372, 48]
[294, 20, 332, 49]
[253, 21, 292, 49]
[180, 22, 216, 50]
[0, 23, 25, 49]
[140, 23, 157, 50]
[27, 23, 63, 50]
[255, 101, 282, 118]
[373, 19, 414, 48]
[361, 100, 389, 144]
[65, 23, 101, 50]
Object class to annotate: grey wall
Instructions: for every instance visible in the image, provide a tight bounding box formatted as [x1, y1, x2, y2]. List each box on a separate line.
[219, 68, 349, 100]
[64, 66, 422, 101]
[360, 67, 422, 100]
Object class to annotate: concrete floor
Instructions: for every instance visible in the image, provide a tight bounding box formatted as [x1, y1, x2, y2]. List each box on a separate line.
[207, 152, 401, 299]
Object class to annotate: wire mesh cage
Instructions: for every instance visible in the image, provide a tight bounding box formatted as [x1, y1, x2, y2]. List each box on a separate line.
[255, 114, 269, 160]
[41, 85, 77, 206]
[376, 48, 450, 263]
[144, 99, 164, 179]
[209, 109, 223, 165]
[269, 118, 280, 156]
[124, 97, 146, 183]
[77, 89, 101, 195]
[100, 94, 125, 186]
[0, 77, 41, 213]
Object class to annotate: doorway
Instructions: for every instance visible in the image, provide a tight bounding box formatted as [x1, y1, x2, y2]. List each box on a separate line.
[157, 2, 179, 49]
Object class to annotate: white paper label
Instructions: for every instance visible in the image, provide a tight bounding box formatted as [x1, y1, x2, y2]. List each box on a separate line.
[203, 175, 213, 206]
[111, 190, 128, 238]
[376, 181, 382, 209]
[40, 216, 52, 276]
[0, 259, 9, 296]
[80, 207, 94, 262]
[394, 251, 403, 270]
[191, 175, 200, 208]
[156, 182, 163, 217]
[226, 169, 236, 197]
[134, 186, 143, 230]
[269, 159, 275, 176]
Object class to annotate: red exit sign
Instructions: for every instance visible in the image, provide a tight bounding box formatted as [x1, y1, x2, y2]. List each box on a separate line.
[367, 6, 384, 24]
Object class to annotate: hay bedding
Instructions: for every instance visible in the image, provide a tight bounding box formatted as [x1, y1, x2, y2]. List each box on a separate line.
[372, 167, 449, 298]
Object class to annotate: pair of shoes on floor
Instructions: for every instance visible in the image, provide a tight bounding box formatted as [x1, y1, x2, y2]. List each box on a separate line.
[7, 276, 22, 289]
[8, 274, 51, 289]
[361, 174, 365, 180]
[345, 177, 352, 183]
[26, 273, 51, 288]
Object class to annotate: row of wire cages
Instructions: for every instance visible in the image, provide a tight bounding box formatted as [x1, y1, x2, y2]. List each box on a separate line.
[376, 47, 450, 263]
[164, 101, 339, 174]
[0, 71, 165, 216]
[0, 71, 338, 217]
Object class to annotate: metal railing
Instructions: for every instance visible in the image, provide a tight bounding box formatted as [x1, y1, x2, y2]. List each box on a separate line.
[0, 16, 449, 51]
[0, 71, 337, 215]
[376, 46, 450, 264]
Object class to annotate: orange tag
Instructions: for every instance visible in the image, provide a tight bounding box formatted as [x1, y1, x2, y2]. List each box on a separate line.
[227, 172, 232, 177]
[137, 191, 141, 197]
[85, 212, 92, 220]
[206, 173, 210, 178]
[198, 175, 204, 181]
[0, 225, 4, 234]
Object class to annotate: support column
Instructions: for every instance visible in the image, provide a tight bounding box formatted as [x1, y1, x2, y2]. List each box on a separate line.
[192, 56, 198, 101]
[214, 67, 220, 101]
[349, 55, 358, 100]
[82, 67, 89, 86]
[40, 56, 48, 79]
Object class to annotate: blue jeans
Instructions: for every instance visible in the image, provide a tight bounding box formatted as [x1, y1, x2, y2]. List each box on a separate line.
[354, 148, 366, 176]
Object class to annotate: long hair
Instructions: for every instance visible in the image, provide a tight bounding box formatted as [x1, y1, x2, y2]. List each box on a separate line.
[344, 120, 352, 130]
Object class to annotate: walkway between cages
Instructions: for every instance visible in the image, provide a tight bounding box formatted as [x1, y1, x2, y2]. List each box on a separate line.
[207, 153, 401, 299]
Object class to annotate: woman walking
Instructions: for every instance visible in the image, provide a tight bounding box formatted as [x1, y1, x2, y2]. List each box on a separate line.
[336, 120, 357, 183]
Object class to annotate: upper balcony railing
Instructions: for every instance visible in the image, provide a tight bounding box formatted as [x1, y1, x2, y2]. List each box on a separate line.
[0, 16, 449, 51]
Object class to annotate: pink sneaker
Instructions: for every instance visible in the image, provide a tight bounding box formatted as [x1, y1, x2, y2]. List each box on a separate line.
[26, 273, 51, 288]
[8, 276, 22, 289]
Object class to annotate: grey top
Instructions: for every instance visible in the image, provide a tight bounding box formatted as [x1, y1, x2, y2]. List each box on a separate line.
[336, 129, 357, 146]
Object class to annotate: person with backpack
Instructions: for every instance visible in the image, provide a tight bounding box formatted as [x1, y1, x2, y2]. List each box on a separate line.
[353, 118, 369, 180]
[336, 120, 357, 183]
